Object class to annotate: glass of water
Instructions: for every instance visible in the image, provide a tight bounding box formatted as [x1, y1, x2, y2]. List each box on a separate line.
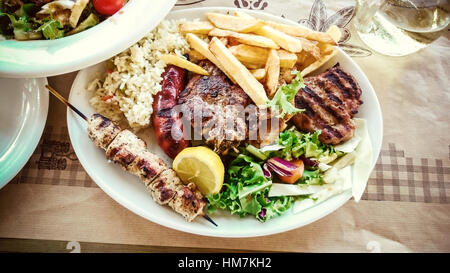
[354, 0, 450, 56]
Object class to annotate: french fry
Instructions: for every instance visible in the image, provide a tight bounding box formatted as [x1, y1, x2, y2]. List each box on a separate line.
[206, 12, 263, 33]
[188, 50, 206, 62]
[317, 42, 335, 55]
[160, 54, 209, 76]
[228, 44, 268, 64]
[297, 37, 321, 60]
[242, 61, 265, 69]
[264, 21, 337, 45]
[185, 33, 236, 82]
[265, 49, 280, 98]
[209, 28, 279, 49]
[228, 44, 297, 68]
[250, 68, 266, 81]
[296, 51, 317, 68]
[254, 25, 303, 53]
[326, 25, 342, 44]
[301, 49, 338, 77]
[243, 62, 265, 69]
[233, 10, 255, 19]
[209, 37, 268, 107]
[277, 50, 298, 68]
[178, 21, 214, 34]
[227, 37, 241, 47]
[280, 68, 297, 83]
[219, 37, 228, 47]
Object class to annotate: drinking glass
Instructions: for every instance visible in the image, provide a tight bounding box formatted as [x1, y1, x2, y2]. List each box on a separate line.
[354, 0, 450, 56]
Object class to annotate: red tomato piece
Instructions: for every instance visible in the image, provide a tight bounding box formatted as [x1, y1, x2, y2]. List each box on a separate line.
[93, 0, 125, 16]
[278, 159, 304, 184]
[101, 95, 113, 101]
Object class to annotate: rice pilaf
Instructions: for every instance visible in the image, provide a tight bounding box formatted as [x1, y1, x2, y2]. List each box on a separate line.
[87, 19, 189, 131]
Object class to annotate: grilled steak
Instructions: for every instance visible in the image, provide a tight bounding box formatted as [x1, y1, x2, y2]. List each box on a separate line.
[178, 60, 251, 154]
[292, 64, 363, 145]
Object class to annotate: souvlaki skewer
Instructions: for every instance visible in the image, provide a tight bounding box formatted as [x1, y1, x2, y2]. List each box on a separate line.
[46, 85, 217, 226]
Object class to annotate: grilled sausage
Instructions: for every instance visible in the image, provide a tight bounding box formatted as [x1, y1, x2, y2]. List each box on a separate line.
[152, 65, 189, 159]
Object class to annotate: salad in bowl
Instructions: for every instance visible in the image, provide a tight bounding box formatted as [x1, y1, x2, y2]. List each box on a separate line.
[0, 0, 128, 40]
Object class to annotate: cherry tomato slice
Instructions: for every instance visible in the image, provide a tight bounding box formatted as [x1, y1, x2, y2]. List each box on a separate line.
[93, 0, 125, 16]
[279, 159, 304, 184]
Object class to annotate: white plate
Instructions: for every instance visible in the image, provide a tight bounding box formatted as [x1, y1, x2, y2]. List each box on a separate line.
[0, 78, 49, 188]
[0, 0, 176, 78]
[68, 7, 383, 238]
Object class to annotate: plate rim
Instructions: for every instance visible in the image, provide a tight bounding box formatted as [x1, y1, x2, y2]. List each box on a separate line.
[0, 0, 177, 78]
[0, 77, 49, 189]
[67, 7, 383, 238]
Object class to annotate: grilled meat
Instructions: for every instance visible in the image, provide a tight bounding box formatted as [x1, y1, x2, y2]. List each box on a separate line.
[148, 169, 205, 221]
[88, 113, 121, 150]
[292, 64, 363, 145]
[178, 60, 251, 154]
[153, 65, 190, 159]
[87, 114, 206, 222]
[106, 130, 146, 169]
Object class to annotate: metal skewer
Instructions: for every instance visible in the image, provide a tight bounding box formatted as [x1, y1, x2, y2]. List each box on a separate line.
[202, 214, 218, 227]
[45, 85, 218, 227]
[46, 85, 87, 121]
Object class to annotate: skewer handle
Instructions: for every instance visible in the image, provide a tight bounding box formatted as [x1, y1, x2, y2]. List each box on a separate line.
[45, 85, 88, 122]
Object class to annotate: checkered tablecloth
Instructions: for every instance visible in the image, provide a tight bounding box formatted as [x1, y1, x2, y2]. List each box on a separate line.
[1, 0, 449, 252]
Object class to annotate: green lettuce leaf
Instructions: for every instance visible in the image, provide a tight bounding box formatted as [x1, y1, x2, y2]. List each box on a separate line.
[267, 71, 305, 118]
[39, 19, 64, 40]
[298, 169, 324, 185]
[240, 194, 262, 215]
[274, 128, 337, 162]
[206, 153, 293, 222]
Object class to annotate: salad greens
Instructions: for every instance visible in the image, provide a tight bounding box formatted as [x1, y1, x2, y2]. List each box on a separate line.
[207, 127, 340, 222]
[206, 154, 293, 222]
[0, 3, 42, 40]
[267, 71, 305, 118]
[274, 128, 339, 162]
[247, 127, 339, 163]
[0, 1, 103, 40]
[39, 19, 64, 40]
[298, 169, 324, 185]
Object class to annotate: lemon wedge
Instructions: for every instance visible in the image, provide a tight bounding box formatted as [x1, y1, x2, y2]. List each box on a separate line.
[173, 146, 224, 195]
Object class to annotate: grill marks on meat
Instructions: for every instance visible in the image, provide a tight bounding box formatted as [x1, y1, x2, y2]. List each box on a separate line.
[322, 66, 362, 115]
[106, 130, 146, 168]
[87, 114, 206, 222]
[148, 169, 206, 221]
[105, 130, 166, 183]
[88, 114, 121, 150]
[178, 60, 251, 154]
[129, 150, 167, 183]
[292, 64, 363, 145]
[153, 65, 189, 159]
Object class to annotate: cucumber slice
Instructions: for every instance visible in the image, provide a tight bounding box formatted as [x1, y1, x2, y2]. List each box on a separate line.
[67, 13, 99, 35]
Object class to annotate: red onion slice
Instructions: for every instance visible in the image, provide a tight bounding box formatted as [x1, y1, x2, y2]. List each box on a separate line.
[262, 163, 272, 178]
[267, 157, 298, 171]
[266, 161, 293, 177]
